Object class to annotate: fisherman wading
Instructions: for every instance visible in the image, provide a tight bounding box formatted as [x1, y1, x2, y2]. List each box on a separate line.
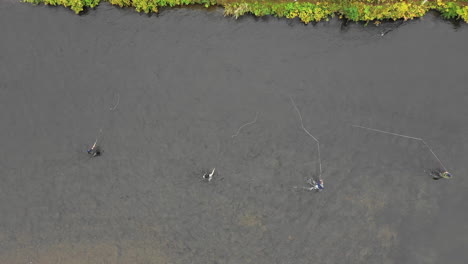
[430, 169, 452, 180]
[87, 143, 101, 157]
[203, 168, 216, 182]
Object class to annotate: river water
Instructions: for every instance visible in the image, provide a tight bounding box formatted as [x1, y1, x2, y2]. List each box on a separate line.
[1, 2, 467, 264]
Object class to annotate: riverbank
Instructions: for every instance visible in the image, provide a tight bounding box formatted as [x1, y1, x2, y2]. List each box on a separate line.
[24, 0, 468, 23]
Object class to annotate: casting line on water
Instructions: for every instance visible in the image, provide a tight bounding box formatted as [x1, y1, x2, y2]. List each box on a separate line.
[289, 95, 322, 180]
[352, 124, 449, 172]
[232, 112, 259, 138]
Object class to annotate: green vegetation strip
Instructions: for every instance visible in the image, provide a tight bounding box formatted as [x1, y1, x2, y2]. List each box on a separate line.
[24, 0, 468, 23]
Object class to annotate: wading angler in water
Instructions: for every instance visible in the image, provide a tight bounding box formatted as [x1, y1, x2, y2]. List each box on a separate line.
[289, 96, 325, 193]
[87, 144, 101, 157]
[203, 168, 216, 182]
[295, 178, 325, 192]
[430, 168, 452, 180]
[307, 178, 324, 192]
[88, 129, 103, 157]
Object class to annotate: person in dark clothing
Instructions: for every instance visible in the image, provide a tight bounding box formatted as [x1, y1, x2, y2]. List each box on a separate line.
[431, 169, 452, 180]
[203, 168, 216, 182]
[87, 143, 101, 157]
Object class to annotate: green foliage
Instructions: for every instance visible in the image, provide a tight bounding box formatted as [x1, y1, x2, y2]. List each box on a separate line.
[23, 0, 468, 23]
[23, 0, 99, 13]
[107, 0, 132, 7]
[224, 3, 250, 18]
[83, 0, 100, 6]
[438, 2, 461, 19]
[24, 0, 43, 4]
[344, 6, 359, 21]
[458, 6, 468, 22]
[224, 2, 335, 24]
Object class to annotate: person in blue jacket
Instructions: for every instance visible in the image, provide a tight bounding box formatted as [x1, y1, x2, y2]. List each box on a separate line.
[306, 178, 324, 191]
[316, 179, 324, 190]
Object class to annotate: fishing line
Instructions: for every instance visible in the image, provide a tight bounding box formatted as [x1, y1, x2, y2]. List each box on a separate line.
[232, 112, 259, 138]
[289, 96, 322, 179]
[352, 124, 448, 172]
[95, 92, 119, 148]
[86, 90, 120, 156]
[352, 125, 421, 140]
[109, 93, 120, 111]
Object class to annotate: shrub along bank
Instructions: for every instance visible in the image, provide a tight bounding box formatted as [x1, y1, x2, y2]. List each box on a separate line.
[24, 0, 468, 23]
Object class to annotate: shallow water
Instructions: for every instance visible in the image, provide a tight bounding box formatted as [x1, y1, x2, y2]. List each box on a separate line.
[1, 2, 467, 264]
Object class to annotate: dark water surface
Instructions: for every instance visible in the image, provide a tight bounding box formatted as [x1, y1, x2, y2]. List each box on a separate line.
[1, 2, 467, 263]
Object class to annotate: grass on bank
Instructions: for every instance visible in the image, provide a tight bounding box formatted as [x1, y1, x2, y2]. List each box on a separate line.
[23, 0, 468, 23]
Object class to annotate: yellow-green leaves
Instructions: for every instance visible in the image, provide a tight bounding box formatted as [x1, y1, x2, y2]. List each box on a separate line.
[23, 0, 468, 23]
[23, 0, 98, 13]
